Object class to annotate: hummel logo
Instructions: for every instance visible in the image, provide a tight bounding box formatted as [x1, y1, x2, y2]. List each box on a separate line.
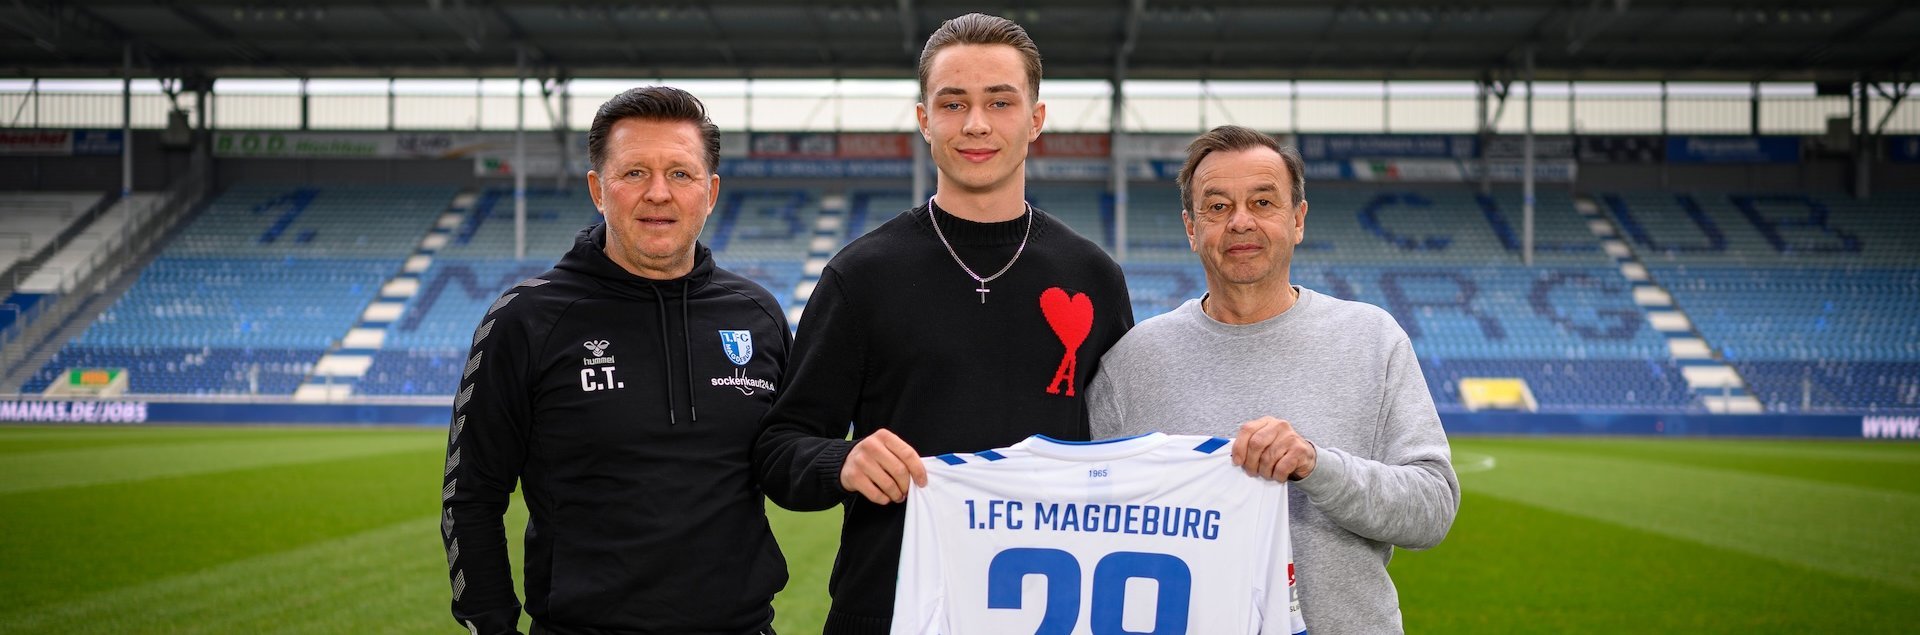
[582, 340, 615, 366]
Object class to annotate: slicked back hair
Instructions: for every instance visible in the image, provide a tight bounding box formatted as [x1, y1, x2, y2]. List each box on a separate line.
[1176, 125, 1307, 218]
[587, 86, 721, 174]
[917, 13, 1043, 101]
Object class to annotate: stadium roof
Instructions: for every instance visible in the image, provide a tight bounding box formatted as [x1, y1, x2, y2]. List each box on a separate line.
[3, 0, 1917, 83]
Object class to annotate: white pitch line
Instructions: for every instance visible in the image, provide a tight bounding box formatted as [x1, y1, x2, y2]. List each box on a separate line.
[1454, 451, 1497, 474]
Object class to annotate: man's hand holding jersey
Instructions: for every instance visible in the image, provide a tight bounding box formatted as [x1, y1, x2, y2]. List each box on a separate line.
[843, 418, 1312, 501]
[1232, 416, 1317, 482]
[840, 428, 928, 504]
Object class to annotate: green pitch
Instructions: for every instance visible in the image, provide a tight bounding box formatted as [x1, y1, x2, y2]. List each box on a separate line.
[0, 426, 1915, 633]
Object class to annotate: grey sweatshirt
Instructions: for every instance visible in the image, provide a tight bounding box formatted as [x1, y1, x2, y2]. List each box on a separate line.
[1088, 287, 1460, 635]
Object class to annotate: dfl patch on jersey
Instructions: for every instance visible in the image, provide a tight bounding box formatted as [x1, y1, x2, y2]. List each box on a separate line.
[891, 432, 1308, 635]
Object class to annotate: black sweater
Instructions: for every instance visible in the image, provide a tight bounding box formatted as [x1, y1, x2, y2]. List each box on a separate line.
[442, 223, 790, 635]
[753, 202, 1134, 634]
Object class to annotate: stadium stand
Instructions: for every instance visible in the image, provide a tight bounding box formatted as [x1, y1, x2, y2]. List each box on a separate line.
[441, 186, 599, 260]
[750, 183, 1915, 415]
[357, 185, 820, 396]
[1027, 185, 1114, 251]
[16, 193, 165, 294]
[1119, 185, 1693, 413]
[0, 192, 105, 277]
[11, 180, 1913, 415]
[21, 185, 455, 395]
[2, 190, 199, 360]
[846, 189, 915, 240]
[1606, 191, 1920, 413]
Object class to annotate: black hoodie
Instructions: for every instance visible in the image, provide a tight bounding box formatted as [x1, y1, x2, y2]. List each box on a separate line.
[441, 223, 790, 635]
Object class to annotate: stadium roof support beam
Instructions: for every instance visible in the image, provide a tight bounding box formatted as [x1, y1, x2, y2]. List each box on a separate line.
[1565, 0, 1629, 56]
[488, 2, 550, 67]
[14, 79, 39, 128]
[1853, 78, 1871, 199]
[515, 47, 527, 261]
[1522, 46, 1536, 268]
[8, 0, 130, 59]
[696, 6, 739, 69]
[1478, 73, 1514, 198]
[0, 13, 66, 62]
[1110, 0, 1144, 265]
[904, 0, 927, 211]
[912, 127, 928, 205]
[1660, 80, 1670, 188]
[1477, 79, 1489, 195]
[299, 77, 309, 131]
[122, 43, 133, 203]
[1871, 81, 1911, 136]
[896, 0, 917, 55]
[538, 75, 573, 188]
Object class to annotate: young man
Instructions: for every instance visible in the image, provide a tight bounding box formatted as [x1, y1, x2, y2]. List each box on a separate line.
[752, 13, 1134, 634]
[1087, 125, 1460, 634]
[441, 86, 789, 635]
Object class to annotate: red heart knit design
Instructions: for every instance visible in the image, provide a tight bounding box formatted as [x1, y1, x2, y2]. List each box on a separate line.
[1040, 287, 1094, 396]
[1040, 287, 1093, 353]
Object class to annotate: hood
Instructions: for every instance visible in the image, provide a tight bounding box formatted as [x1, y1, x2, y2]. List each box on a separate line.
[555, 222, 716, 298]
[559, 222, 714, 425]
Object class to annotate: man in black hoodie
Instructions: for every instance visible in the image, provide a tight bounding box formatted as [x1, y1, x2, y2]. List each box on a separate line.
[440, 86, 789, 635]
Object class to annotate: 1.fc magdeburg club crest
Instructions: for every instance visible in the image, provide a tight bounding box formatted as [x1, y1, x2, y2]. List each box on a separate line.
[719, 330, 753, 366]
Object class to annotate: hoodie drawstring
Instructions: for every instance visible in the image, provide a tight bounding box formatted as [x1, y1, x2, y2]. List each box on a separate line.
[649, 281, 700, 426]
[650, 285, 678, 426]
[683, 279, 698, 424]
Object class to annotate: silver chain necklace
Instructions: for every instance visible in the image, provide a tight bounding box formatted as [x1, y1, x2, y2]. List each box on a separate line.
[927, 196, 1034, 304]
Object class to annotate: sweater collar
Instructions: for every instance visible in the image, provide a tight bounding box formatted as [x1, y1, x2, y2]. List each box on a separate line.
[917, 199, 1046, 246]
[1185, 285, 1317, 337]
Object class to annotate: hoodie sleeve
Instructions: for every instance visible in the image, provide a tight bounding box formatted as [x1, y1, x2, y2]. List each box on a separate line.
[441, 291, 540, 635]
[753, 267, 862, 512]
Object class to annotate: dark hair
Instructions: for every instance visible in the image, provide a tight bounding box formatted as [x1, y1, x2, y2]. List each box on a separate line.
[917, 13, 1043, 100]
[586, 86, 721, 174]
[1176, 125, 1307, 217]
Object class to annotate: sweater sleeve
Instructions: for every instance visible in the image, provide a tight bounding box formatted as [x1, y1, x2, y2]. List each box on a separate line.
[1082, 256, 1137, 441]
[1295, 335, 1461, 550]
[753, 267, 861, 512]
[441, 295, 538, 635]
[1085, 355, 1131, 441]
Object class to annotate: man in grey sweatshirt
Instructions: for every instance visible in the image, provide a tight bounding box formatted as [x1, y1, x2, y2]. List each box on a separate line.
[1088, 125, 1459, 634]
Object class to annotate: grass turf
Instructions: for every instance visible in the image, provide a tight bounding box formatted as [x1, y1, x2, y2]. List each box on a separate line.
[0, 426, 1913, 633]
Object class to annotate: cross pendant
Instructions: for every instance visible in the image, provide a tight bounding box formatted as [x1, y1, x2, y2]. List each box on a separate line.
[975, 285, 991, 304]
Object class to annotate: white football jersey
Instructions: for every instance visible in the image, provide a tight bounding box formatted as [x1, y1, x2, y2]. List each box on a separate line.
[891, 433, 1308, 635]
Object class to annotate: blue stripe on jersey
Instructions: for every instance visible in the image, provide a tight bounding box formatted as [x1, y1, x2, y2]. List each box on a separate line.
[934, 453, 966, 466]
[975, 449, 1006, 461]
[1192, 437, 1230, 454]
[1035, 431, 1158, 446]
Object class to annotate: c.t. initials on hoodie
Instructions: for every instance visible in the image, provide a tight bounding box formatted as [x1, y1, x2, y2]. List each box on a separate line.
[580, 339, 624, 392]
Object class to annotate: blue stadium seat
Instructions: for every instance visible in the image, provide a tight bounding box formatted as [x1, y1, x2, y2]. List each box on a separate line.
[1122, 186, 1676, 412]
[27, 185, 454, 395]
[1605, 191, 1920, 412]
[23, 346, 320, 395]
[42, 182, 1916, 414]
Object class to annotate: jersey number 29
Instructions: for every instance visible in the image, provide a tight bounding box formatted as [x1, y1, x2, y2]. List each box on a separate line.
[987, 547, 1192, 635]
